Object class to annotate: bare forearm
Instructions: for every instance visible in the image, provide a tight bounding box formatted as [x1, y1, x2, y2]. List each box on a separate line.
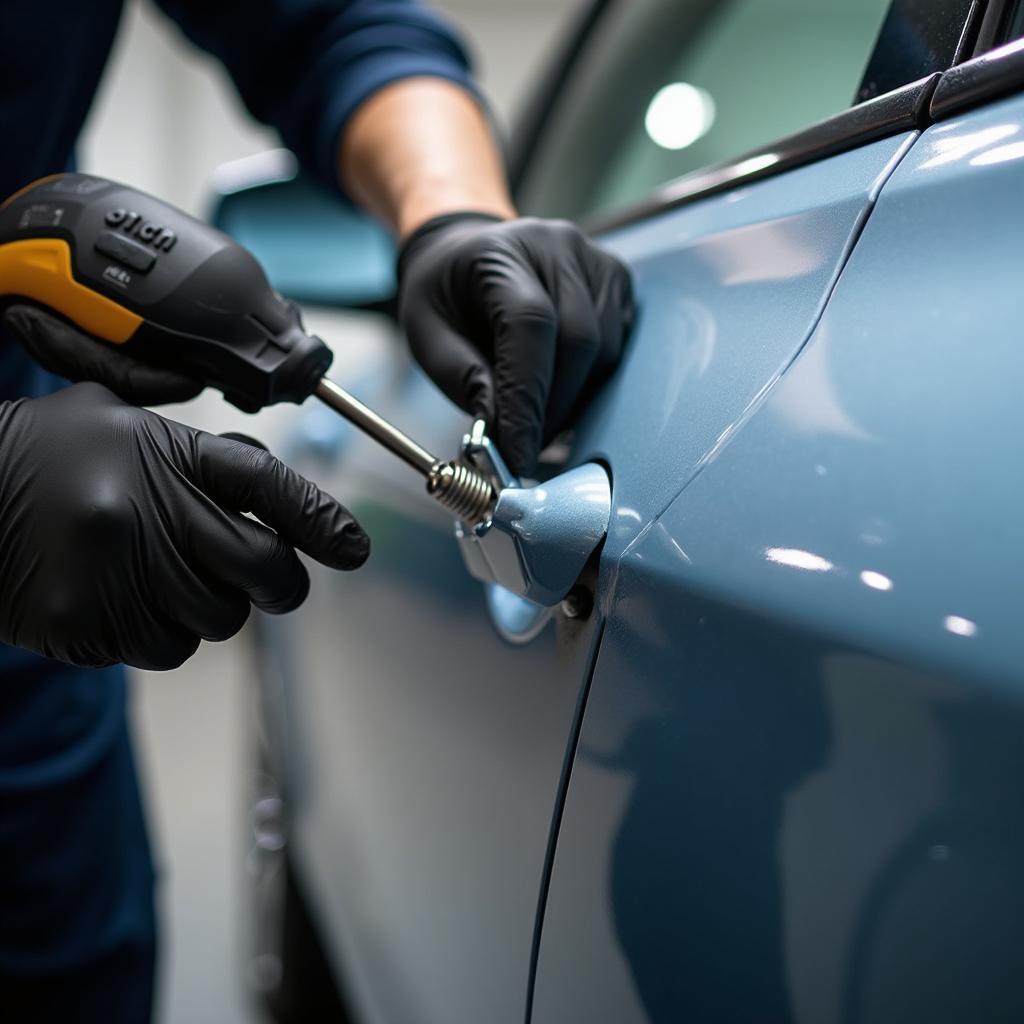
[338, 78, 516, 240]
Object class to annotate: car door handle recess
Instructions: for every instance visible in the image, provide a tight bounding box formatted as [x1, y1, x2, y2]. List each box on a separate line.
[455, 421, 611, 607]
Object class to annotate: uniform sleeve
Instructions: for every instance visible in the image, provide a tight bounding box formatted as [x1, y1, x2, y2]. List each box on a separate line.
[152, 0, 477, 197]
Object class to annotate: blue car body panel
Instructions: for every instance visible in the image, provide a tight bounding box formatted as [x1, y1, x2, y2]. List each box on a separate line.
[268, 129, 936, 1023]
[532, 93, 1024, 1023]
[568, 132, 916, 559]
[266, 351, 603, 1024]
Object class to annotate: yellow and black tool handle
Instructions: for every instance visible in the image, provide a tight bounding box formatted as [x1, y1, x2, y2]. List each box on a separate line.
[0, 173, 332, 411]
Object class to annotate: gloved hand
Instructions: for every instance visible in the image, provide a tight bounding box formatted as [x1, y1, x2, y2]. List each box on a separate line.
[0, 382, 369, 670]
[3, 304, 204, 405]
[397, 214, 634, 477]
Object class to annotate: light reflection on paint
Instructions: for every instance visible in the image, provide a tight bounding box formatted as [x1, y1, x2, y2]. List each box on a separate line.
[921, 123, 1018, 168]
[860, 570, 893, 591]
[668, 537, 692, 565]
[970, 140, 1024, 166]
[944, 615, 978, 638]
[765, 547, 833, 572]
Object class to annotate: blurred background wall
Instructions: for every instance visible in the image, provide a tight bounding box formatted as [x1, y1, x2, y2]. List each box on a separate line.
[76, 2, 584, 1022]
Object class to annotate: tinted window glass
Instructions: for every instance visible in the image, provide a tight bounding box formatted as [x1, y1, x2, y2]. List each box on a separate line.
[857, 0, 975, 100]
[518, 0, 890, 222]
[1008, 2, 1024, 41]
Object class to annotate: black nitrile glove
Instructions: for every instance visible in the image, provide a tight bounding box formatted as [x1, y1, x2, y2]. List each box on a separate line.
[0, 382, 369, 670]
[3, 304, 204, 405]
[398, 214, 634, 477]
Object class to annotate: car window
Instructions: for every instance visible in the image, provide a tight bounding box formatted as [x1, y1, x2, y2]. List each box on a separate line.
[1008, 1, 1024, 40]
[857, 0, 975, 101]
[517, 0, 891, 223]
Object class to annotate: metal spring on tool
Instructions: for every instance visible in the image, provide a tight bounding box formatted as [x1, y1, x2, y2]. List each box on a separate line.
[427, 461, 496, 526]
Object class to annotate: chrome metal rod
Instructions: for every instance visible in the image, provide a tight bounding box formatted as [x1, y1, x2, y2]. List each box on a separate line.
[314, 376, 438, 477]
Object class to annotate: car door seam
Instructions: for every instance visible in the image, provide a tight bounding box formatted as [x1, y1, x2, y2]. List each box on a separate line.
[523, 129, 924, 1022]
[524, 617, 607, 1024]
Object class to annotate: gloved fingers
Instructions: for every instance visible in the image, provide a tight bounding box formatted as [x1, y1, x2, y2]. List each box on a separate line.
[543, 264, 603, 440]
[121, 621, 202, 672]
[160, 568, 252, 643]
[189, 505, 313, 614]
[192, 432, 370, 571]
[402, 304, 496, 423]
[476, 260, 559, 477]
[37, 494, 227, 666]
[591, 258, 636, 379]
[46, 583, 202, 671]
[219, 431, 268, 451]
[3, 304, 204, 405]
[560, 250, 635, 428]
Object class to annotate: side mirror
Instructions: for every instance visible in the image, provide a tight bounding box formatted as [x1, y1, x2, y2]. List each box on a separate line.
[209, 150, 396, 309]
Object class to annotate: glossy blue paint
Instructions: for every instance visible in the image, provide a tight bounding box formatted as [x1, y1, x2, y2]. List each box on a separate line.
[458, 461, 612, 606]
[261, 332, 605, 1024]
[483, 584, 553, 645]
[269, 129, 925, 1024]
[532, 94, 1024, 1023]
[250, 120, 929, 1024]
[569, 131, 916, 560]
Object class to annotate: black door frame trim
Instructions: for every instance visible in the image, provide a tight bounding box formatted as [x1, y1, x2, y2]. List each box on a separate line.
[931, 35, 1024, 117]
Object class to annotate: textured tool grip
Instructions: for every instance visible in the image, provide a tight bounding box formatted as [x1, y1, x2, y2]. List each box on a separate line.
[0, 172, 332, 411]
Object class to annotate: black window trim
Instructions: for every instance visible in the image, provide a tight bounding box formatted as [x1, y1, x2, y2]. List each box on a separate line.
[933, 33, 1024, 116]
[512, 0, 1024, 237]
[973, 0, 1019, 55]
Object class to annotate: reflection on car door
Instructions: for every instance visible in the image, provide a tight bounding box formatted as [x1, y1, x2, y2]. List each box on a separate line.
[263, 337, 604, 1024]
[527, 127, 917, 1023]
[534, 89, 1024, 1024]
[261, 0, 926, 1021]
[270, 130, 917, 1024]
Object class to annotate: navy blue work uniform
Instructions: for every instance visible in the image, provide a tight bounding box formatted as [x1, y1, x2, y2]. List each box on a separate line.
[0, 2, 472, 1019]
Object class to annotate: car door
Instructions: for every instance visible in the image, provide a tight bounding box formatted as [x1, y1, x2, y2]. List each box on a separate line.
[253, 1, 957, 1022]
[527, 5, 1024, 1024]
